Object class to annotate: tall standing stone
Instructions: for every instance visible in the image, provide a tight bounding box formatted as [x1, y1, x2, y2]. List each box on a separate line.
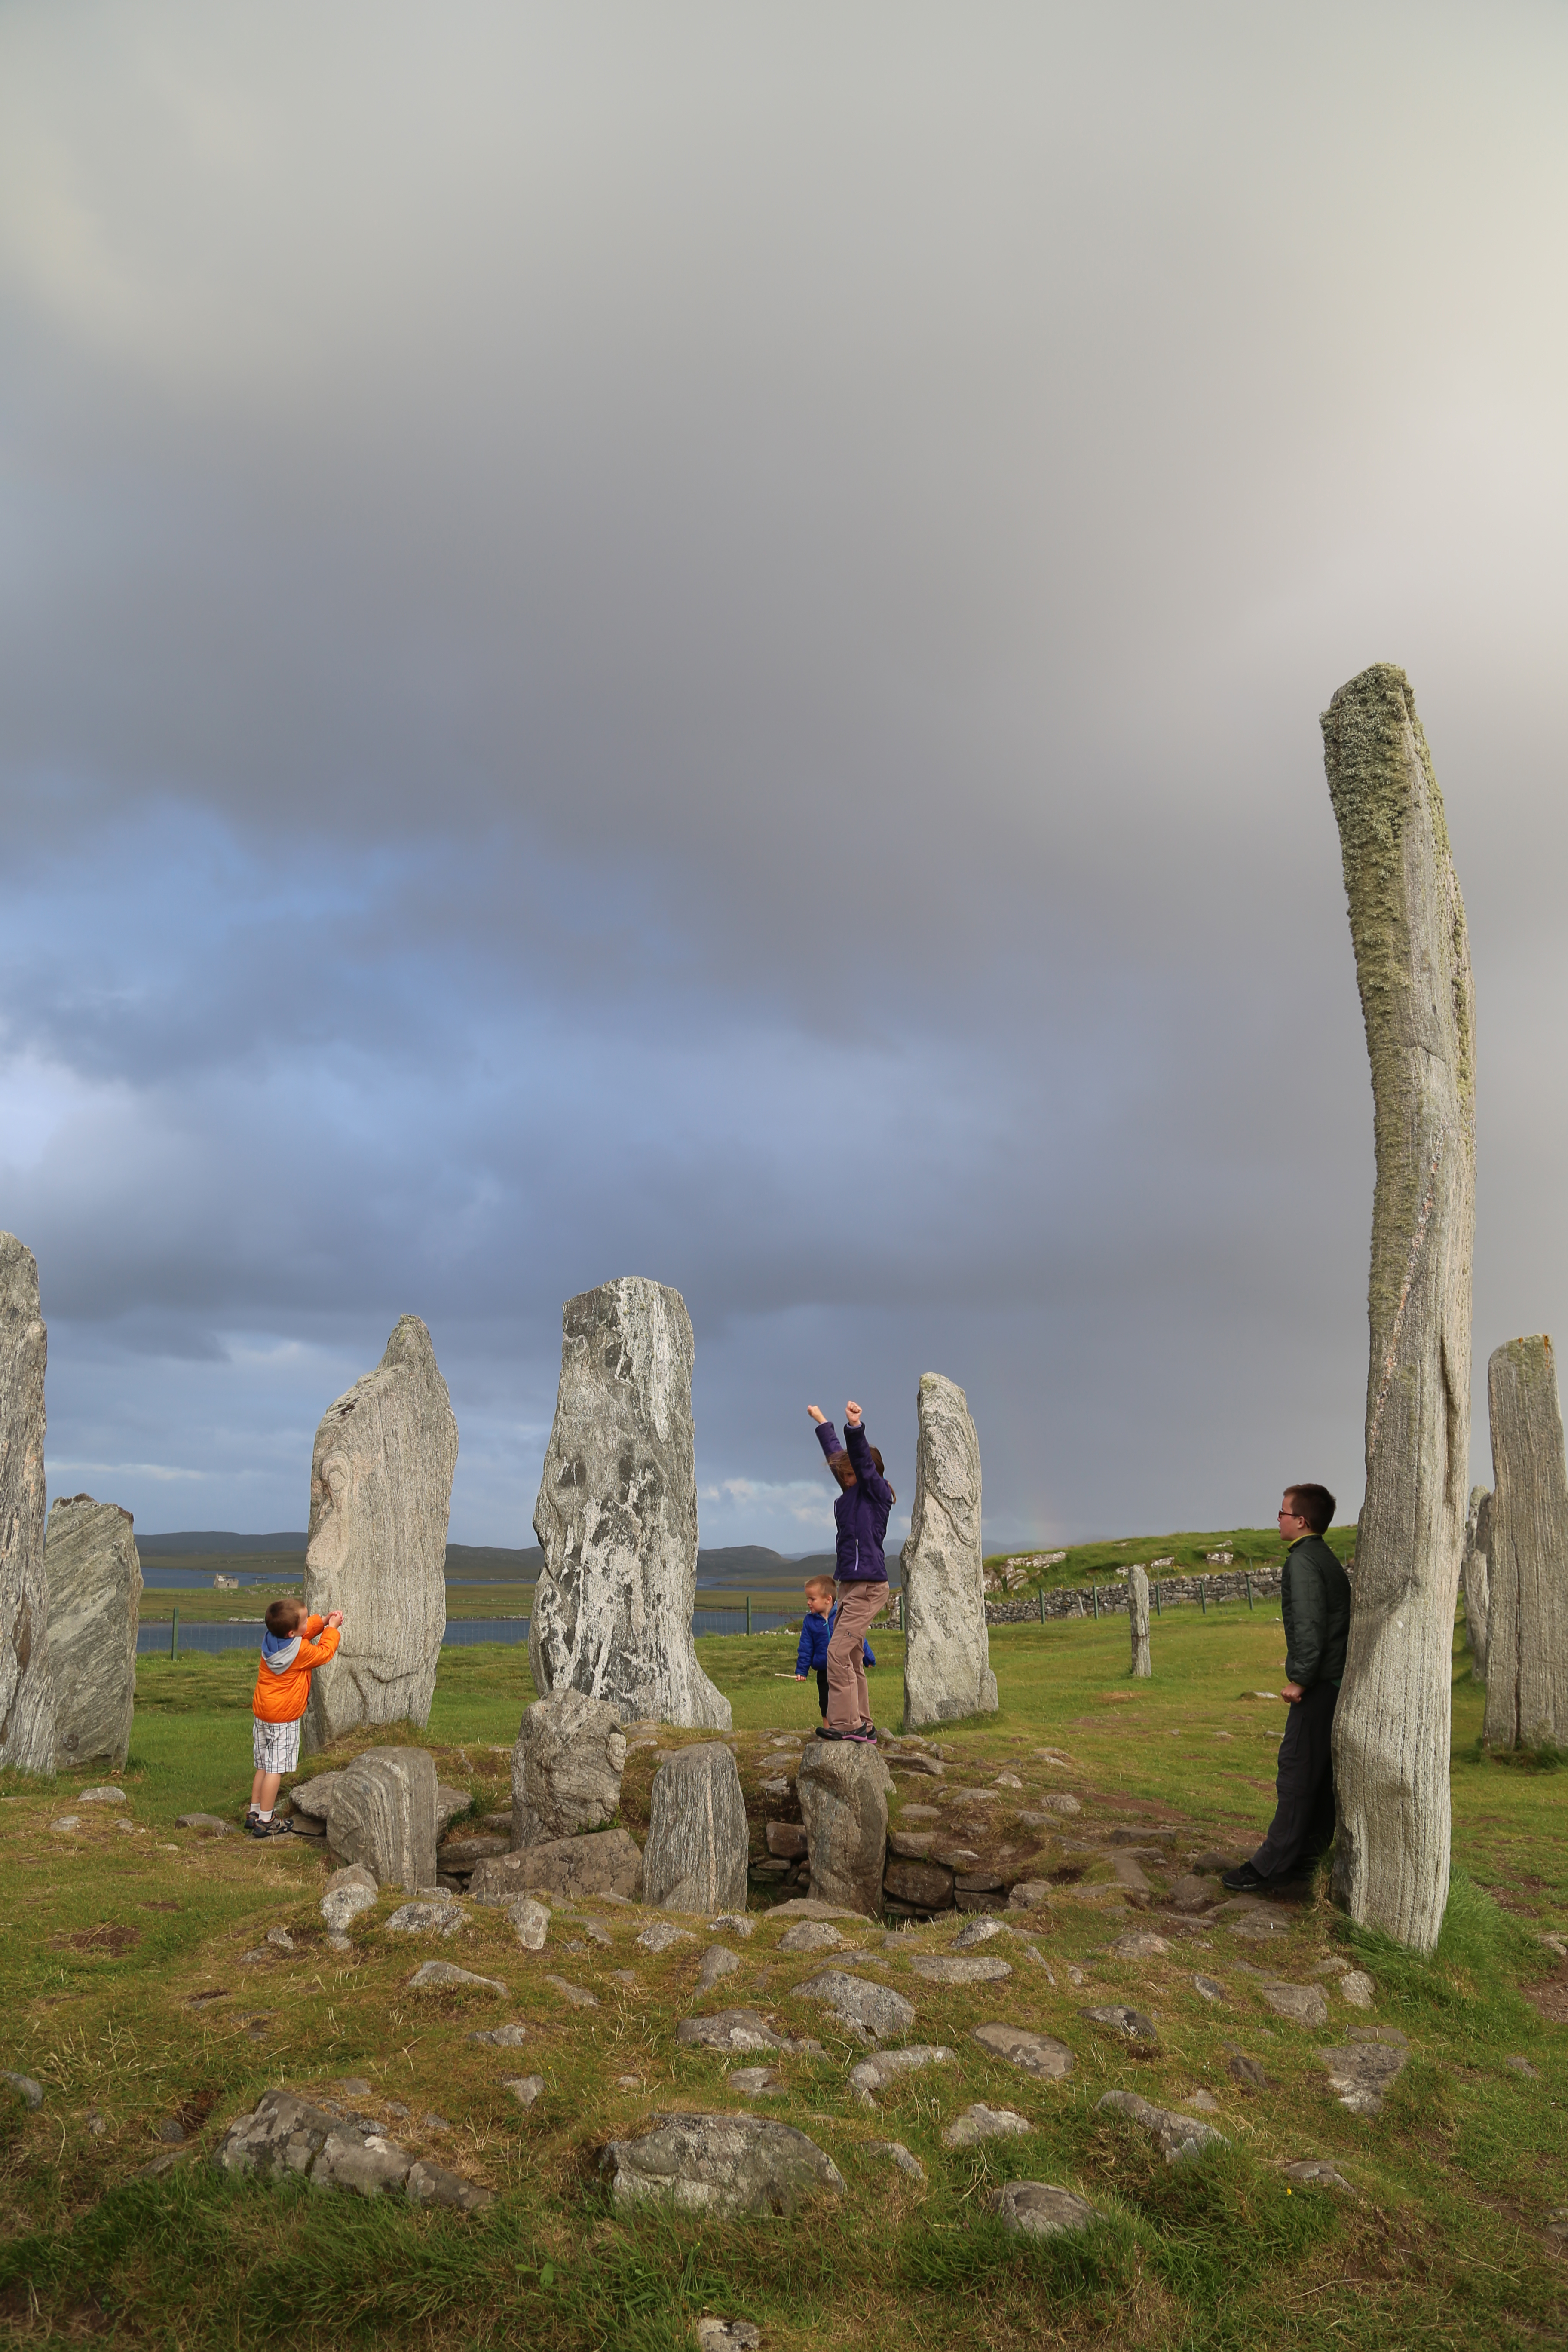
[1482, 1338, 1568, 1751]
[642, 1741, 748, 1912]
[45, 1496, 142, 1772]
[511, 1687, 626, 1847]
[0, 1235, 53, 1775]
[530, 1279, 729, 1730]
[901, 1373, 997, 1733]
[325, 1747, 439, 1892]
[301, 1317, 458, 1755]
[1128, 1564, 1152, 1679]
[1461, 1483, 1491, 1684]
[1322, 664, 1475, 1955]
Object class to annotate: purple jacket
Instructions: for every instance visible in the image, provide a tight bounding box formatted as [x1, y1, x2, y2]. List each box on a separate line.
[815, 1420, 892, 1584]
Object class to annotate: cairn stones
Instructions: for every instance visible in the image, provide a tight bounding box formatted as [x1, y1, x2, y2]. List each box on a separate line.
[300, 1317, 457, 1754]
[1462, 1483, 1491, 1682]
[1322, 665, 1476, 1955]
[643, 1742, 748, 1913]
[530, 1279, 729, 1730]
[325, 1747, 438, 1892]
[44, 1495, 142, 1771]
[797, 1740, 891, 1918]
[1129, 1563, 1152, 1678]
[901, 1373, 998, 1732]
[1483, 1337, 1568, 1751]
[512, 1688, 626, 1848]
[0, 1234, 53, 1774]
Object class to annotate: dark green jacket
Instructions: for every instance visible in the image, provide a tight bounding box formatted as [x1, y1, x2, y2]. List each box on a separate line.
[1282, 1534, 1351, 1689]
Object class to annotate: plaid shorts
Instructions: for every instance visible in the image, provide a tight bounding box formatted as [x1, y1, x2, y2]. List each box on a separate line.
[252, 1715, 301, 1775]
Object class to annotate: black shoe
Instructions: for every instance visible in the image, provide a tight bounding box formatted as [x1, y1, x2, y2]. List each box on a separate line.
[249, 1815, 293, 1839]
[1220, 1863, 1270, 1893]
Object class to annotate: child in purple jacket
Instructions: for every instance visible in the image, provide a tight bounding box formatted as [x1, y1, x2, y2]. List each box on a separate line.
[807, 1401, 894, 1741]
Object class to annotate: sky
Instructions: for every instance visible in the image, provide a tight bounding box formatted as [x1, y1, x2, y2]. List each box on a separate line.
[3, 2, 1568, 1556]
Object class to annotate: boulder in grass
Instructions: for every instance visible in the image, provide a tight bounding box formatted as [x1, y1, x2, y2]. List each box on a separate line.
[79, 1787, 126, 1805]
[511, 1687, 626, 1849]
[942, 2104, 1031, 2148]
[320, 1863, 378, 1933]
[970, 2023, 1073, 2081]
[469, 1828, 643, 1906]
[1, 2073, 43, 2111]
[405, 1961, 507, 1996]
[848, 2046, 954, 2105]
[175, 1813, 233, 1838]
[1085, 2004, 1158, 2045]
[600, 2112, 844, 2217]
[1261, 1982, 1329, 2028]
[384, 1899, 466, 1939]
[1097, 2089, 1227, 2164]
[990, 2181, 1101, 2239]
[405, 2159, 493, 2211]
[675, 2010, 820, 2056]
[906, 1954, 1012, 1986]
[326, 1748, 438, 1895]
[791, 1970, 914, 2044]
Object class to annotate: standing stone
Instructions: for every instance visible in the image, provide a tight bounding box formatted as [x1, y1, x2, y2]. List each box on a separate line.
[301, 1317, 458, 1755]
[901, 1373, 998, 1733]
[0, 1235, 53, 1775]
[1462, 1483, 1491, 1684]
[511, 1687, 626, 1848]
[325, 1747, 438, 1892]
[45, 1496, 142, 1771]
[1128, 1564, 1152, 1679]
[1322, 664, 1475, 1955]
[643, 1742, 748, 1912]
[530, 1279, 729, 1730]
[1483, 1338, 1568, 1750]
[797, 1741, 891, 1919]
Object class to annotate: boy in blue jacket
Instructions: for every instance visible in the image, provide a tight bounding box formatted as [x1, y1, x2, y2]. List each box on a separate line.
[807, 1400, 894, 1742]
[795, 1574, 876, 1719]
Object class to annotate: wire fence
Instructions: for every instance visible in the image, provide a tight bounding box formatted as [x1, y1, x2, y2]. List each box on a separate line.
[136, 1602, 810, 1658]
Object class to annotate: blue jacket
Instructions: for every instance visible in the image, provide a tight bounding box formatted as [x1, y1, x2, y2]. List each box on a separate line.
[795, 1605, 876, 1676]
[814, 1420, 892, 1584]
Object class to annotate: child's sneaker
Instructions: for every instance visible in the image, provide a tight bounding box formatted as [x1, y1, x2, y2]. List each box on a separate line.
[251, 1815, 292, 1839]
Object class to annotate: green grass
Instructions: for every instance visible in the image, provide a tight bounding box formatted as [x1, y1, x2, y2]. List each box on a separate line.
[985, 1523, 1358, 1590]
[0, 1599, 1562, 2350]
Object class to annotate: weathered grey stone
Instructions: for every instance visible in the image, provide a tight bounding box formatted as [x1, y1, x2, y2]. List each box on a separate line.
[793, 1969, 914, 2043]
[1338, 1970, 1375, 2009]
[1192, 1975, 1225, 2003]
[970, 2023, 1073, 2080]
[695, 2323, 761, 2352]
[709, 1913, 755, 1938]
[864, 2137, 925, 2180]
[906, 1954, 1012, 1985]
[990, 2180, 1101, 2238]
[797, 1740, 891, 1918]
[470, 1826, 643, 1905]
[1315, 2037, 1408, 2115]
[637, 1920, 698, 1953]
[730, 2066, 784, 2096]
[1007, 1881, 1053, 1911]
[289, 1772, 346, 1822]
[900, 1373, 997, 1732]
[1128, 1563, 1152, 1679]
[384, 1899, 466, 1938]
[502, 2075, 545, 2109]
[1284, 2159, 1356, 2193]
[1483, 1337, 1568, 1751]
[503, 1896, 550, 1951]
[643, 1742, 748, 1913]
[44, 1495, 141, 1771]
[530, 1280, 729, 1729]
[405, 2159, 493, 2210]
[943, 2103, 1032, 2148]
[1108, 1932, 1170, 1960]
[953, 1916, 1008, 1948]
[696, 1944, 740, 1992]
[765, 1821, 808, 1859]
[1169, 1875, 1216, 1914]
[1028, 1792, 1081, 1817]
[884, 1859, 955, 1910]
[406, 1961, 507, 1995]
[79, 1784, 124, 1803]
[300, 1316, 458, 1754]
[1261, 1982, 1329, 2027]
[176, 1813, 233, 1837]
[848, 2046, 954, 2103]
[1462, 1483, 1491, 1682]
[763, 1897, 863, 1921]
[1322, 665, 1475, 1955]
[543, 1974, 598, 2008]
[675, 2009, 816, 2054]
[312, 2127, 414, 2197]
[469, 2021, 530, 2047]
[1098, 2089, 1226, 2163]
[511, 1687, 625, 1849]
[777, 1921, 842, 1954]
[320, 1862, 378, 1932]
[213, 2089, 339, 2179]
[326, 1747, 438, 1892]
[1, 2072, 43, 2110]
[1086, 2004, 1158, 2044]
[601, 2112, 844, 2215]
[0, 1234, 52, 1775]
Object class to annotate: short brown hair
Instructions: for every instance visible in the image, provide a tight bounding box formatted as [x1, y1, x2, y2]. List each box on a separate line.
[1285, 1483, 1336, 1536]
[265, 1597, 307, 1636]
[804, 1575, 834, 1601]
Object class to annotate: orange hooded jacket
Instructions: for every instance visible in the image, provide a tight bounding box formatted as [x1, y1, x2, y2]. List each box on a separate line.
[251, 1615, 341, 1724]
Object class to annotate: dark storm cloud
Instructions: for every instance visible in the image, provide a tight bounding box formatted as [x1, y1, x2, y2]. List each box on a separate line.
[2, 2, 1567, 1544]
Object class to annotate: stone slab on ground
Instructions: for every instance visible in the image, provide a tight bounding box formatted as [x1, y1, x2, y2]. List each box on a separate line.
[1085, 2003, 1158, 2044]
[990, 2180, 1101, 2238]
[791, 1970, 914, 2043]
[175, 1813, 233, 1837]
[600, 2112, 844, 2216]
[778, 1921, 842, 1953]
[675, 2009, 809, 2055]
[383, 1899, 466, 1939]
[696, 1946, 740, 1993]
[1316, 2038, 1409, 2116]
[213, 2088, 490, 2210]
[1098, 2089, 1228, 2165]
[469, 2023, 530, 2047]
[970, 2023, 1073, 2080]
[320, 1862, 378, 1933]
[906, 1954, 1012, 1985]
[848, 2046, 955, 2104]
[761, 1898, 863, 1922]
[943, 2103, 1032, 2148]
[470, 1828, 643, 1905]
[406, 1962, 506, 1996]
[1261, 1982, 1329, 2027]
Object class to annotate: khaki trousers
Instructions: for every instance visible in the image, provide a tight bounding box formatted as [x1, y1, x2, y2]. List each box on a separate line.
[826, 1578, 884, 1729]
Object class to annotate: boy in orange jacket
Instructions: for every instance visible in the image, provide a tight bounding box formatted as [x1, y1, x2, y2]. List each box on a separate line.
[248, 1597, 344, 1838]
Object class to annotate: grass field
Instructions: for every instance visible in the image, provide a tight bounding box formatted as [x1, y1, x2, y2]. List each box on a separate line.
[0, 1601, 1562, 2350]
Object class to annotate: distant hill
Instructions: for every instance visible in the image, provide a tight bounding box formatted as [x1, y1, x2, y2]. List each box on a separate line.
[138, 1531, 307, 1555]
[133, 1532, 887, 1584]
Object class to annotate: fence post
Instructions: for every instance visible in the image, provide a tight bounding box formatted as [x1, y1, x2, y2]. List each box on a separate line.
[1154, 1578, 1161, 1616]
[170, 1605, 179, 1661]
[1038, 1590, 1045, 1625]
[745, 1594, 752, 1637]
[1092, 1584, 1099, 1620]
[1245, 1572, 1253, 1610]
[1199, 1578, 1207, 1615]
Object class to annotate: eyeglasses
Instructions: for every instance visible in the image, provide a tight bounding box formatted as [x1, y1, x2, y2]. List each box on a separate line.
[1277, 1508, 1303, 1520]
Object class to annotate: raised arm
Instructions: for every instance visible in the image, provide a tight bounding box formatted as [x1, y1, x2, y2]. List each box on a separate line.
[843, 1420, 891, 1506]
